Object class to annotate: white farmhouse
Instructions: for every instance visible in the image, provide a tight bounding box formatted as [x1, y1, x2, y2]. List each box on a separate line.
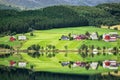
[18, 62, 27, 67]
[90, 33, 98, 40]
[18, 36, 26, 40]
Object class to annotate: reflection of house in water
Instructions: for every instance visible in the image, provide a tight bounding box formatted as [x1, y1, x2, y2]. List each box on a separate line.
[93, 49, 98, 54]
[108, 48, 113, 55]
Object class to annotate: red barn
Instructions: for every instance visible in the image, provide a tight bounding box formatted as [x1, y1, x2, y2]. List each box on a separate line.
[104, 35, 110, 41]
[9, 60, 16, 66]
[10, 36, 16, 42]
[103, 34, 116, 42]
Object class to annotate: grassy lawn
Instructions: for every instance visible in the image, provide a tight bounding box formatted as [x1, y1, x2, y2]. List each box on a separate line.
[0, 26, 119, 50]
[20, 27, 120, 50]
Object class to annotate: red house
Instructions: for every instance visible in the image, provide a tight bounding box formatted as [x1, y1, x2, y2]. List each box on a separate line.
[103, 34, 116, 42]
[10, 36, 16, 42]
[75, 36, 81, 40]
[104, 34, 110, 41]
[9, 60, 16, 66]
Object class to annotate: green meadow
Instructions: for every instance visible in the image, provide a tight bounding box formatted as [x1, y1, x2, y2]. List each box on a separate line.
[0, 26, 120, 74]
[0, 26, 119, 49]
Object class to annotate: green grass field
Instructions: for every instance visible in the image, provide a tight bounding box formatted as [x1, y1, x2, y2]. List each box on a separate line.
[0, 26, 120, 74]
[0, 26, 119, 49]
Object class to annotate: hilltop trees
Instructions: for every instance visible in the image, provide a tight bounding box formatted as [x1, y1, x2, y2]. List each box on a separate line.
[0, 4, 120, 35]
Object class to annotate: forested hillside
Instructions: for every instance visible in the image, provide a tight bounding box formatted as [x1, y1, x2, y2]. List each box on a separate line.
[0, 3, 120, 35]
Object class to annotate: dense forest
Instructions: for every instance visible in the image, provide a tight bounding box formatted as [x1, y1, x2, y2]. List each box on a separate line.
[0, 3, 120, 35]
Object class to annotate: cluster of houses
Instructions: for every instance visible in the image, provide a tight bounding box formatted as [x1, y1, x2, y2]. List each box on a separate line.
[9, 35, 27, 42]
[60, 32, 98, 40]
[59, 60, 119, 70]
[60, 32, 120, 42]
[9, 60, 27, 68]
[103, 32, 119, 42]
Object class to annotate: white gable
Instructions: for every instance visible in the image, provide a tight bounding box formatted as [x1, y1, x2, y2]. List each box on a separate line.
[90, 33, 98, 40]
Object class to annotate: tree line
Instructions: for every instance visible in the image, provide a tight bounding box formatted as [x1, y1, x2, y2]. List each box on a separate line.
[0, 3, 120, 35]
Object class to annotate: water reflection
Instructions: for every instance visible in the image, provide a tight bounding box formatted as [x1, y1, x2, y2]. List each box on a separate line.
[0, 52, 13, 58]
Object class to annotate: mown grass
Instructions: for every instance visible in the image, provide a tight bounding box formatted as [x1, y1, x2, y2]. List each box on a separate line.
[0, 26, 119, 49]
[20, 27, 120, 50]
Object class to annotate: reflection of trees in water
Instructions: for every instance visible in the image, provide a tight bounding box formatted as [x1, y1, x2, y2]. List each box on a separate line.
[28, 51, 58, 58]
[0, 67, 120, 80]
[0, 52, 13, 58]
[28, 52, 40, 58]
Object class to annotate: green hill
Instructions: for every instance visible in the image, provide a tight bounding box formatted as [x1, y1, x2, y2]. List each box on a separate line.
[0, 4, 120, 35]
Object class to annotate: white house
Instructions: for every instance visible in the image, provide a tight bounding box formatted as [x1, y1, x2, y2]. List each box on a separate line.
[18, 62, 27, 67]
[90, 33, 98, 40]
[90, 62, 98, 70]
[18, 36, 26, 40]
